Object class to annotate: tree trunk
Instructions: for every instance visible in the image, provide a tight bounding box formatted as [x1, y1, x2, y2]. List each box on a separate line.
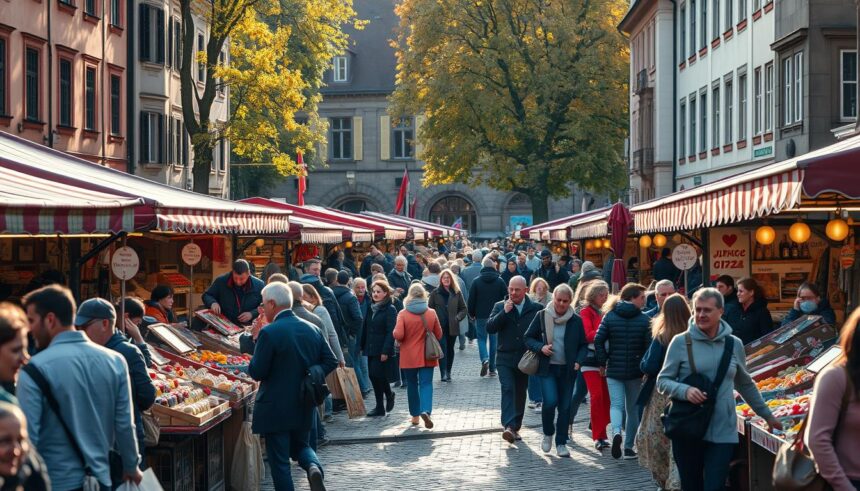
[530, 190, 550, 224]
[192, 141, 213, 194]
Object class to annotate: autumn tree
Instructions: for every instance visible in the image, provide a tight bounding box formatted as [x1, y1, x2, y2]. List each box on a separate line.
[392, 0, 629, 222]
[179, 0, 356, 194]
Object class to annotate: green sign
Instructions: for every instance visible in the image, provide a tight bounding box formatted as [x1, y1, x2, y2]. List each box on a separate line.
[693, 176, 702, 186]
[754, 146, 773, 158]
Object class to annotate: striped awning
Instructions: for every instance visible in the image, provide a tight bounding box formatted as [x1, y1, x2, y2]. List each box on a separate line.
[239, 198, 375, 243]
[307, 206, 409, 241]
[524, 206, 614, 242]
[154, 208, 290, 235]
[361, 212, 459, 237]
[291, 216, 347, 244]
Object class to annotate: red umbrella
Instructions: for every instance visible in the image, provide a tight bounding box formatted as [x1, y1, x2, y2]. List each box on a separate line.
[608, 202, 633, 291]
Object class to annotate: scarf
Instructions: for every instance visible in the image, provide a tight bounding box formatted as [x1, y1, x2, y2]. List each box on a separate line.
[371, 298, 391, 314]
[405, 300, 428, 314]
[543, 305, 574, 345]
[391, 269, 409, 281]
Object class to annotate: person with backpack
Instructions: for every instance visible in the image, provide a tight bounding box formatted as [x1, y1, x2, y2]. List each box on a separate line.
[468, 257, 507, 377]
[301, 259, 349, 352]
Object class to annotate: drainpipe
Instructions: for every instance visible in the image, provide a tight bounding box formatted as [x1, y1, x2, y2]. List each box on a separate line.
[101, 0, 106, 164]
[671, 0, 678, 193]
[47, 0, 53, 148]
[126, 0, 135, 174]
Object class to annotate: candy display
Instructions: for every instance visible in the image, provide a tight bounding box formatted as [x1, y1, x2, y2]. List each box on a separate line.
[161, 362, 254, 397]
[754, 366, 814, 392]
[188, 350, 252, 378]
[148, 369, 229, 425]
[195, 310, 244, 335]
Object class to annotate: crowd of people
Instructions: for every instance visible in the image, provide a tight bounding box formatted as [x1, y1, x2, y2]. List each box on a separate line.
[0, 238, 856, 491]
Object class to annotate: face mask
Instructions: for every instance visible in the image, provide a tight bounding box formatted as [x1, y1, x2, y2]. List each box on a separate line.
[799, 300, 818, 314]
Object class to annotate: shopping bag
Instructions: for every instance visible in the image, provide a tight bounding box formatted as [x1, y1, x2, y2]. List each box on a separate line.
[229, 421, 264, 491]
[335, 367, 367, 418]
[326, 370, 345, 400]
[139, 469, 164, 491]
[458, 316, 469, 335]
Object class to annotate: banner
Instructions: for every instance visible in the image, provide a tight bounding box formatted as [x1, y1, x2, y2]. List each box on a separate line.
[708, 227, 751, 282]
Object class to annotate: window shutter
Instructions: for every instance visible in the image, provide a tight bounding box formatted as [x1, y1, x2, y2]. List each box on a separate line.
[156, 9, 165, 64]
[182, 125, 189, 166]
[353, 116, 363, 161]
[158, 114, 166, 164]
[139, 5, 150, 62]
[414, 115, 426, 159]
[140, 112, 149, 163]
[167, 116, 173, 163]
[167, 18, 173, 68]
[379, 115, 391, 160]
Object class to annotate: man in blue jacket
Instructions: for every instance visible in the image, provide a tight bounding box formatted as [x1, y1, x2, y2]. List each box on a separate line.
[202, 259, 264, 326]
[249, 282, 337, 491]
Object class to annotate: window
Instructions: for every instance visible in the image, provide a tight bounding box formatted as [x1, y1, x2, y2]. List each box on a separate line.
[219, 139, 227, 171]
[110, 0, 121, 26]
[725, 0, 732, 31]
[0, 38, 5, 116]
[689, 96, 696, 155]
[392, 118, 414, 159]
[25, 47, 40, 122]
[139, 112, 163, 163]
[739, 73, 747, 139]
[110, 74, 121, 135]
[700, 91, 707, 152]
[690, 0, 696, 56]
[429, 197, 477, 234]
[783, 57, 792, 125]
[725, 77, 733, 143]
[753, 0, 760, 11]
[713, 0, 720, 39]
[680, 101, 687, 157]
[197, 33, 205, 81]
[138, 5, 164, 64]
[713, 85, 720, 147]
[765, 63, 773, 131]
[842, 50, 857, 120]
[173, 117, 185, 166]
[85, 0, 96, 16]
[217, 51, 225, 95]
[330, 117, 352, 160]
[754, 67, 762, 134]
[794, 52, 803, 123]
[701, 0, 707, 48]
[85, 66, 96, 131]
[739, 0, 746, 21]
[680, 5, 686, 59]
[58, 58, 72, 127]
[173, 19, 181, 70]
[333, 56, 348, 82]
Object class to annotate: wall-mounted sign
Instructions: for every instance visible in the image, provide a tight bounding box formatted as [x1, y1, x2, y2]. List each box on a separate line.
[708, 227, 750, 281]
[754, 146, 773, 158]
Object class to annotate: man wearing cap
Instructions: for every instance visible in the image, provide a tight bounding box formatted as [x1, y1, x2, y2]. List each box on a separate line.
[18, 286, 142, 490]
[532, 250, 566, 290]
[203, 259, 265, 326]
[76, 298, 156, 468]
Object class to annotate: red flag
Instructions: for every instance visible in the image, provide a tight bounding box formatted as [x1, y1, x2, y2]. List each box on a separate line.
[409, 196, 417, 218]
[297, 151, 307, 206]
[394, 168, 409, 214]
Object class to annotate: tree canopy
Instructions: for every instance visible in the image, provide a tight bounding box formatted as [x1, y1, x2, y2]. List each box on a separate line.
[392, 0, 630, 221]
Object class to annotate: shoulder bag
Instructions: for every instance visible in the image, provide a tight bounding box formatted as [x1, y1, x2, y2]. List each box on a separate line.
[518, 311, 548, 375]
[23, 364, 102, 491]
[772, 367, 853, 491]
[662, 333, 734, 440]
[421, 313, 444, 361]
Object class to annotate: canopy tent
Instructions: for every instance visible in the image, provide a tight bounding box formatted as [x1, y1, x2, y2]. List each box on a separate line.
[361, 212, 459, 238]
[519, 206, 616, 242]
[304, 205, 409, 241]
[631, 133, 860, 234]
[239, 198, 374, 243]
[0, 131, 291, 235]
[515, 214, 579, 240]
[355, 213, 432, 240]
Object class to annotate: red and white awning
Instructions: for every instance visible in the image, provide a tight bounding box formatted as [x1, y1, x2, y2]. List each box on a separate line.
[361, 212, 460, 237]
[523, 206, 614, 241]
[307, 206, 409, 241]
[290, 216, 349, 244]
[155, 208, 292, 235]
[239, 198, 376, 243]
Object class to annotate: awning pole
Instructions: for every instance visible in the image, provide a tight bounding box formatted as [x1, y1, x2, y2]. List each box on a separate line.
[119, 235, 127, 333]
[70, 231, 126, 303]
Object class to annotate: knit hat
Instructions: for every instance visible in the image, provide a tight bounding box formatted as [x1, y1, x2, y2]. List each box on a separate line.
[581, 261, 602, 281]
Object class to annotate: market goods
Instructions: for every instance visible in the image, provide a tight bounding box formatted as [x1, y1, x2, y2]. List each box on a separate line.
[196, 309, 244, 334]
[755, 366, 813, 392]
[188, 350, 252, 378]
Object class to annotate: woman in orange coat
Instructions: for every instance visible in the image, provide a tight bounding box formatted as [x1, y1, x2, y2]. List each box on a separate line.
[145, 285, 176, 324]
[394, 283, 443, 428]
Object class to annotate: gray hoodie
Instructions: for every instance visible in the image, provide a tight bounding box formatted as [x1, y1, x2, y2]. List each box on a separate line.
[657, 318, 772, 444]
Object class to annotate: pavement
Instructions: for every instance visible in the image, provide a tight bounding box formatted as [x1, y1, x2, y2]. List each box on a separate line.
[260, 341, 656, 490]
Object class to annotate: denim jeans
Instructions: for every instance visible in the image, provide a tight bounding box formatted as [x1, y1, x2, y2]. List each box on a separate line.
[672, 438, 736, 491]
[539, 364, 574, 445]
[568, 371, 587, 423]
[437, 334, 448, 379]
[324, 394, 332, 417]
[475, 318, 498, 371]
[265, 429, 322, 491]
[403, 367, 434, 416]
[528, 375, 543, 403]
[351, 337, 370, 393]
[497, 364, 528, 430]
[606, 377, 642, 449]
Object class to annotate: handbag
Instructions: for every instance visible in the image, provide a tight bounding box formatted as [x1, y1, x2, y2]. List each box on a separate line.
[772, 368, 853, 491]
[518, 313, 547, 375]
[662, 334, 734, 441]
[142, 410, 161, 447]
[420, 313, 444, 361]
[300, 368, 330, 407]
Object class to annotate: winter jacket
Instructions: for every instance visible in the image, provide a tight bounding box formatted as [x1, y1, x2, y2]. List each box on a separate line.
[532, 263, 569, 290]
[105, 332, 156, 453]
[356, 295, 370, 320]
[428, 287, 467, 336]
[360, 254, 392, 277]
[723, 297, 773, 345]
[300, 274, 347, 347]
[144, 300, 175, 324]
[312, 305, 345, 363]
[360, 299, 397, 357]
[460, 263, 482, 290]
[524, 308, 588, 376]
[386, 269, 413, 293]
[393, 301, 443, 369]
[501, 267, 518, 286]
[485, 297, 542, 368]
[202, 272, 264, 325]
[652, 257, 681, 284]
[468, 267, 507, 319]
[636, 338, 668, 407]
[594, 301, 651, 380]
[781, 299, 837, 327]
[657, 319, 773, 443]
[579, 304, 603, 368]
[406, 255, 423, 280]
[332, 285, 363, 339]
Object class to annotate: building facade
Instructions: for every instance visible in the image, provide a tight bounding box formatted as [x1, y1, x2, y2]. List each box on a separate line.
[1, 0, 128, 169]
[272, 0, 600, 238]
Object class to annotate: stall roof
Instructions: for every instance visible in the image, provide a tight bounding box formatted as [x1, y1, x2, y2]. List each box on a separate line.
[630, 133, 860, 233]
[0, 131, 290, 235]
[516, 214, 580, 239]
[0, 163, 142, 234]
[542, 206, 615, 241]
[361, 212, 458, 238]
[240, 198, 376, 243]
[305, 206, 409, 241]
[357, 212, 432, 240]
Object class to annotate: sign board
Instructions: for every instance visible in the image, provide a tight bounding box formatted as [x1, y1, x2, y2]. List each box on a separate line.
[509, 215, 533, 232]
[181, 242, 202, 266]
[754, 146, 773, 158]
[708, 227, 751, 281]
[672, 244, 698, 270]
[693, 176, 702, 186]
[111, 246, 140, 280]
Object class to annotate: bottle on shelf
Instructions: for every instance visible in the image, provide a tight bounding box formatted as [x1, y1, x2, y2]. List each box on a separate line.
[790, 240, 799, 259]
[764, 242, 773, 260]
[780, 235, 790, 259]
[754, 243, 764, 261]
[801, 242, 811, 259]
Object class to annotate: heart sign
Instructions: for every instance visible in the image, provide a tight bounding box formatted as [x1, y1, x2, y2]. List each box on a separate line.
[722, 234, 738, 247]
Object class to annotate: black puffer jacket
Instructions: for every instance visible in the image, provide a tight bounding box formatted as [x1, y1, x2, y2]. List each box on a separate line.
[724, 297, 773, 344]
[594, 301, 651, 380]
[468, 267, 508, 319]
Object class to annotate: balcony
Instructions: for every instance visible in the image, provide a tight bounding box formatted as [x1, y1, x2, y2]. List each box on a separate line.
[632, 147, 654, 175]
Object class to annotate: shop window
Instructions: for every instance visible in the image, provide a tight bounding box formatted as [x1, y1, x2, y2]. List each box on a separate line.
[429, 196, 477, 234]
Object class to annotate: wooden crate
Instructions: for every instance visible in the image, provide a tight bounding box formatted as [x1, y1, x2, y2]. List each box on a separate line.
[155, 348, 258, 404]
[153, 398, 230, 426]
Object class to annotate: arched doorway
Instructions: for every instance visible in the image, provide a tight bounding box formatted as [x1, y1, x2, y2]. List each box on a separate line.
[505, 193, 533, 233]
[428, 196, 477, 234]
[335, 199, 377, 213]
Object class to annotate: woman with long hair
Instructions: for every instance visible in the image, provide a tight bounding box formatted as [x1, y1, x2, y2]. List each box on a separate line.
[529, 278, 552, 307]
[393, 284, 443, 428]
[300, 284, 346, 366]
[725, 277, 773, 344]
[360, 281, 399, 416]
[636, 294, 690, 490]
[428, 269, 467, 382]
[0, 304, 28, 404]
[805, 308, 860, 490]
[578, 280, 612, 451]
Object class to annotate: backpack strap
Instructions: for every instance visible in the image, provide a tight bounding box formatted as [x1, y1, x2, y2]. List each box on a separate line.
[712, 336, 735, 393]
[684, 333, 698, 374]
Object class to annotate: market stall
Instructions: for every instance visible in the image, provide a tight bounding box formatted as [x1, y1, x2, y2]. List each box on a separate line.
[360, 211, 461, 238]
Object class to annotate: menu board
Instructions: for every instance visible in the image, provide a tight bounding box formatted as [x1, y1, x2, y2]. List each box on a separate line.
[195, 310, 243, 335]
[751, 262, 813, 304]
[149, 324, 196, 355]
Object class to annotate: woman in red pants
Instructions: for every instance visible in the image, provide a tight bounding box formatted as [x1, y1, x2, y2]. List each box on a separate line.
[578, 280, 612, 451]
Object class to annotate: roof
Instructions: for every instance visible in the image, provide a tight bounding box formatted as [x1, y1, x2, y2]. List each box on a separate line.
[523, 206, 615, 241]
[308, 206, 409, 240]
[240, 198, 376, 243]
[618, 0, 654, 35]
[361, 212, 459, 238]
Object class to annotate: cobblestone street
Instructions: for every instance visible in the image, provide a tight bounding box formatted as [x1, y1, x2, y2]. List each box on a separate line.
[262, 342, 656, 490]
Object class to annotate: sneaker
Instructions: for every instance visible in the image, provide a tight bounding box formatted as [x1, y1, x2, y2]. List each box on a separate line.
[502, 428, 516, 444]
[307, 464, 326, 491]
[593, 440, 603, 451]
[420, 412, 434, 429]
[541, 435, 552, 453]
[611, 433, 623, 459]
[623, 448, 638, 460]
[488, 370, 497, 377]
[557, 443, 570, 457]
[480, 361, 489, 377]
[596, 439, 610, 451]
[534, 403, 542, 414]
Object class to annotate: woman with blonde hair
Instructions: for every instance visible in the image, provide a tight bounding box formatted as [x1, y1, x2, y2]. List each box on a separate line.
[428, 269, 467, 382]
[578, 280, 612, 450]
[636, 294, 689, 490]
[529, 278, 552, 306]
[393, 284, 444, 427]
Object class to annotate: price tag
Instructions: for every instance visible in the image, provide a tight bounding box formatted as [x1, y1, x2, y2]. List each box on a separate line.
[737, 415, 746, 435]
[111, 246, 140, 281]
[750, 425, 783, 454]
[181, 243, 202, 266]
[672, 244, 698, 271]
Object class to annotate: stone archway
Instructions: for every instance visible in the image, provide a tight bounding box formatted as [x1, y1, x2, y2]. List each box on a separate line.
[504, 193, 533, 233]
[427, 195, 478, 234]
